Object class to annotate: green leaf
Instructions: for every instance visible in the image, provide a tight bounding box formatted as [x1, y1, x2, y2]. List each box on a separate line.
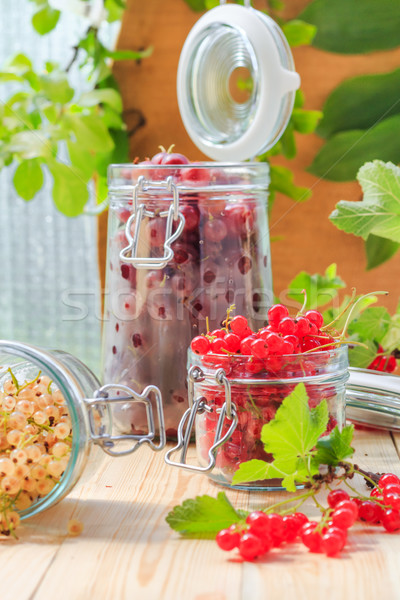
[317, 69, 400, 139]
[288, 263, 346, 309]
[166, 492, 243, 536]
[260, 383, 329, 463]
[13, 159, 44, 201]
[279, 122, 296, 159]
[300, 0, 400, 54]
[104, 0, 126, 22]
[8, 131, 51, 159]
[48, 159, 89, 217]
[282, 20, 317, 47]
[348, 338, 377, 368]
[39, 72, 74, 104]
[313, 425, 354, 466]
[291, 109, 322, 134]
[183, 0, 207, 9]
[232, 457, 312, 492]
[349, 306, 391, 343]
[309, 115, 400, 182]
[105, 47, 153, 61]
[6, 53, 33, 73]
[269, 165, 311, 203]
[66, 113, 115, 153]
[67, 141, 96, 182]
[32, 5, 60, 35]
[330, 160, 400, 243]
[79, 88, 123, 112]
[365, 234, 400, 270]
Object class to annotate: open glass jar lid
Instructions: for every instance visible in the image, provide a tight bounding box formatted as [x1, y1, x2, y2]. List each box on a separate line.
[177, 0, 301, 160]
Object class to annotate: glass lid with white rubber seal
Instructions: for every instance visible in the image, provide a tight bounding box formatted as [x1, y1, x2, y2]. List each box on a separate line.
[176, 0, 301, 161]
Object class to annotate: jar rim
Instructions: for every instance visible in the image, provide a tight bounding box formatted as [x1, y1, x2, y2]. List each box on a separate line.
[108, 161, 270, 196]
[188, 345, 349, 385]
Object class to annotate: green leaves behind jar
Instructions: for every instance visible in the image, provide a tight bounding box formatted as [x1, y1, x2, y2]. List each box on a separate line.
[330, 160, 400, 267]
[300, 0, 400, 54]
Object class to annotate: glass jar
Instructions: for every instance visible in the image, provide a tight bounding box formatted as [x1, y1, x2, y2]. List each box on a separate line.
[0, 340, 165, 520]
[102, 163, 273, 437]
[165, 346, 349, 490]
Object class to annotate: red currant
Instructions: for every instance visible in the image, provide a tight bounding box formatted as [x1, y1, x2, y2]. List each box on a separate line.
[382, 508, 400, 532]
[216, 528, 240, 551]
[238, 532, 263, 560]
[321, 530, 345, 556]
[278, 318, 295, 336]
[250, 339, 269, 359]
[224, 333, 241, 353]
[327, 489, 350, 508]
[301, 526, 322, 553]
[331, 507, 356, 529]
[230, 315, 248, 336]
[191, 336, 210, 355]
[268, 304, 289, 327]
[305, 310, 324, 329]
[358, 501, 382, 523]
[379, 473, 400, 488]
[246, 511, 270, 536]
[334, 500, 358, 519]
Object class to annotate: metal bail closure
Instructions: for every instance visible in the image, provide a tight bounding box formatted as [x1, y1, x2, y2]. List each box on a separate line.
[119, 176, 185, 270]
[165, 367, 238, 472]
[84, 383, 166, 457]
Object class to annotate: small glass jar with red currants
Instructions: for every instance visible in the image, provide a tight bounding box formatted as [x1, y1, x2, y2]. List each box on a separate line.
[165, 306, 349, 490]
[102, 154, 273, 438]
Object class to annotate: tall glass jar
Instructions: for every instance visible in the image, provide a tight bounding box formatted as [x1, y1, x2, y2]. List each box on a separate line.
[165, 346, 349, 490]
[0, 341, 164, 520]
[102, 163, 272, 437]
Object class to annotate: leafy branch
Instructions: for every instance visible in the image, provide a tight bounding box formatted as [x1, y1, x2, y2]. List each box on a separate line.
[0, 0, 151, 216]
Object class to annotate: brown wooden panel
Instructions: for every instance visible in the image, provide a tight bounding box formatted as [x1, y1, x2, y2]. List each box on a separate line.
[105, 0, 400, 312]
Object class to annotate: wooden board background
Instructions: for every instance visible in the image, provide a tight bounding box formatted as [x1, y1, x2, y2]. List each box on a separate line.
[102, 0, 400, 312]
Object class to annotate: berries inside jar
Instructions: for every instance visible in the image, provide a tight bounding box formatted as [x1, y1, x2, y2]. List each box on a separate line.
[190, 304, 347, 488]
[103, 151, 272, 439]
[0, 371, 72, 537]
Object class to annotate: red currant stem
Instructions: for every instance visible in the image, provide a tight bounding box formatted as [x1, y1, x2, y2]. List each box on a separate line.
[222, 304, 236, 333]
[321, 288, 357, 332]
[206, 316, 210, 335]
[166, 144, 175, 153]
[280, 497, 310, 516]
[17, 370, 42, 395]
[311, 494, 326, 512]
[296, 289, 308, 317]
[262, 490, 314, 514]
[158, 145, 167, 153]
[340, 291, 388, 340]
[247, 392, 262, 419]
[6, 368, 20, 393]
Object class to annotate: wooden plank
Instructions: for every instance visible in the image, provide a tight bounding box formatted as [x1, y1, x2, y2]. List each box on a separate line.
[0, 428, 392, 600]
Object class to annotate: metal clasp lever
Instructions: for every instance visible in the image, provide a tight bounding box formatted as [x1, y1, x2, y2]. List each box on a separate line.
[85, 383, 166, 457]
[119, 176, 185, 270]
[165, 367, 238, 472]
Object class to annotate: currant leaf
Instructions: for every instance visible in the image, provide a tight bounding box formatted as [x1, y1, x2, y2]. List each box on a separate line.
[165, 492, 245, 536]
[287, 263, 345, 309]
[313, 425, 355, 466]
[232, 457, 316, 492]
[260, 383, 329, 463]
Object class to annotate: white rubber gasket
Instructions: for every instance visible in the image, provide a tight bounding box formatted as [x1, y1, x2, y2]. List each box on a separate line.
[177, 4, 300, 161]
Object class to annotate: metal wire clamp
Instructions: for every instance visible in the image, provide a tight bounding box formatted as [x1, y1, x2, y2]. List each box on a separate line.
[119, 176, 185, 269]
[164, 367, 238, 472]
[84, 382, 166, 457]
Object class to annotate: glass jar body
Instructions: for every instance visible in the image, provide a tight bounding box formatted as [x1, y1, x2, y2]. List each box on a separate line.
[103, 163, 272, 437]
[0, 342, 103, 519]
[189, 347, 349, 490]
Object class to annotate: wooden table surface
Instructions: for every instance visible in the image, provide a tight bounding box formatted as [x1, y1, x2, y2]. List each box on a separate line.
[2, 430, 400, 600]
